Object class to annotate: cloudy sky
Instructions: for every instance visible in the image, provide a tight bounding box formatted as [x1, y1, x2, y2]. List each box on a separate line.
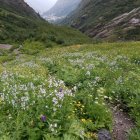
[25, 0, 57, 14]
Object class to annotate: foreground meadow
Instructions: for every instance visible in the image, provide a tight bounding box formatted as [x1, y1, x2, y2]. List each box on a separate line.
[0, 42, 140, 140]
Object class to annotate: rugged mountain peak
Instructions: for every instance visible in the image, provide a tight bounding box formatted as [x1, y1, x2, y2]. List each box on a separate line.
[43, 0, 81, 23]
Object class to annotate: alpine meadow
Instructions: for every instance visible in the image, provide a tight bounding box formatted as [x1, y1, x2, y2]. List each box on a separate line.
[0, 0, 140, 140]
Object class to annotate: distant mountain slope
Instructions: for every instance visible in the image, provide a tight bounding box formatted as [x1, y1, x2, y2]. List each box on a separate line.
[0, 0, 40, 18]
[0, 0, 90, 45]
[62, 0, 140, 41]
[43, 0, 81, 23]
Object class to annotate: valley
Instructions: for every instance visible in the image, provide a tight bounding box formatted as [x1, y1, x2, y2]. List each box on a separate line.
[43, 0, 81, 23]
[0, 0, 140, 139]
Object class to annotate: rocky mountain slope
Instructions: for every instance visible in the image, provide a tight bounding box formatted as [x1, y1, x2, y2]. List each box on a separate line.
[0, 0, 90, 45]
[43, 0, 81, 23]
[62, 0, 140, 41]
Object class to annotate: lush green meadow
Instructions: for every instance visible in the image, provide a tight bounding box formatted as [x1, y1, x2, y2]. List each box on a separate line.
[0, 42, 140, 139]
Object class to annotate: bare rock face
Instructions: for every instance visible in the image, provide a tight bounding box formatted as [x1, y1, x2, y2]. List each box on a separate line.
[130, 18, 140, 24]
[89, 8, 140, 40]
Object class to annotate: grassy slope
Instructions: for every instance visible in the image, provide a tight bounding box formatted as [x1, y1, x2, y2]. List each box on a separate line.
[0, 6, 91, 45]
[0, 42, 140, 139]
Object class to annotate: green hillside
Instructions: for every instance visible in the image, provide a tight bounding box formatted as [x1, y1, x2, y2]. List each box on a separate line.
[62, 0, 140, 41]
[0, 0, 91, 45]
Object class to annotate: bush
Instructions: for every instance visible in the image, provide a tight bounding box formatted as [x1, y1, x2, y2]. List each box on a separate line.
[22, 40, 45, 55]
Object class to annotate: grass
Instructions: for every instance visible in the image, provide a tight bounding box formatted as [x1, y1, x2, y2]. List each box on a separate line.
[0, 41, 140, 139]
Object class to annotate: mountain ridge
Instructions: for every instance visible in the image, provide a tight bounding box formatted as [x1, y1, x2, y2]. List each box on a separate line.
[43, 0, 81, 23]
[0, 0, 91, 45]
[0, 0, 40, 19]
[62, 0, 140, 41]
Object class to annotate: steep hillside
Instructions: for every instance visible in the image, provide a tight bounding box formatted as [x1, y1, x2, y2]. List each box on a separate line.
[0, 0, 40, 18]
[43, 0, 81, 23]
[0, 0, 90, 45]
[62, 0, 140, 41]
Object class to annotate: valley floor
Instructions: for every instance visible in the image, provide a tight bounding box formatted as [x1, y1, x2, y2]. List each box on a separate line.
[0, 42, 140, 140]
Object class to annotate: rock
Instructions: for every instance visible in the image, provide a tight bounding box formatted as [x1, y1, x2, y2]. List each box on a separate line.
[0, 44, 12, 50]
[130, 18, 140, 24]
[98, 129, 112, 140]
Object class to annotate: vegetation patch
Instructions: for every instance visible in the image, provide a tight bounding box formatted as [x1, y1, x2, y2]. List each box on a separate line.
[0, 42, 140, 139]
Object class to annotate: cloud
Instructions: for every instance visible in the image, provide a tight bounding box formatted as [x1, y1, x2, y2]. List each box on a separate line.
[25, 0, 57, 14]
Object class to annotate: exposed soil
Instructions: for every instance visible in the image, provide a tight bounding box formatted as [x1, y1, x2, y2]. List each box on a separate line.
[0, 44, 12, 50]
[111, 105, 135, 140]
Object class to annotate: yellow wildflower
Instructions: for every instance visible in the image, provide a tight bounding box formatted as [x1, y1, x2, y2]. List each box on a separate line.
[81, 118, 86, 123]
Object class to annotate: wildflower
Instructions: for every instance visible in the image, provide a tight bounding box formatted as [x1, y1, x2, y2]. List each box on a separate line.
[40, 88, 46, 94]
[97, 87, 106, 94]
[80, 130, 85, 136]
[51, 128, 55, 132]
[95, 97, 98, 100]
[53, 108, 57, 112]
[91, 133, 97, 138]
[52, 97, 58, 105]
[104, 96, 108, 99]
[86, 71, 90, 76]
[76, 103, 81, 107]
[0, 97, 2, 104]
[45, 105, 48, 108]
[81, 118, 86, 123]
[59, 88, 63, 92]
[88, 119, 92, 122]
[30, 120, 34, 127]
[73, 86, 77, 91]
[95, 101, 99, 104]
[40, 115, 46, 122]
[54, 123, 57, 128]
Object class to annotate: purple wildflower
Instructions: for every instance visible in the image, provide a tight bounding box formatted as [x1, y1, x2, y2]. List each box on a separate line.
[59, 88, 63, 92]
[40, 115, 46, 122]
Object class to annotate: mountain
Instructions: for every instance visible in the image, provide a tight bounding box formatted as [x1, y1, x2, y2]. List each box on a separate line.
[0, 0, 40, 18]
[43, 0, 81, 23]
[62, 0, 140, 41]
[0, 0, 90, 45]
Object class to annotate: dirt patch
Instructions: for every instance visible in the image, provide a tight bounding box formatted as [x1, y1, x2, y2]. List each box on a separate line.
[111, 105, 134, 140]
[0, 44, 12, 50]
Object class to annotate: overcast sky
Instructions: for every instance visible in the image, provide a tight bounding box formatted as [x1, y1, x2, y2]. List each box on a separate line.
[25, 0, 57, 14]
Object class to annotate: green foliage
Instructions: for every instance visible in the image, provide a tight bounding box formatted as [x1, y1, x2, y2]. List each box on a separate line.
[0, 7, 91, 45]
[0, 42, 140, 139]
[21, 40, 45, 55]
[129, 128, 140, 140]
